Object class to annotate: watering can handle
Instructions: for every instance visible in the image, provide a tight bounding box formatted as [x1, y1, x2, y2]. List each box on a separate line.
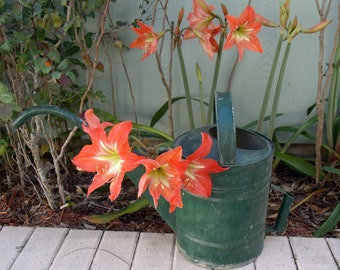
[215, 92, 236, 165]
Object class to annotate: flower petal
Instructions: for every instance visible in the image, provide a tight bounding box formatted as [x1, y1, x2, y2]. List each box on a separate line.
[187, 132, 212, 160]
[182, 132, 228, 198]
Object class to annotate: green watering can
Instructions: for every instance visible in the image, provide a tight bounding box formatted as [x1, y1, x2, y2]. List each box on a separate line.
[10, 92, 293, 269]
[129, 92, 293, 269]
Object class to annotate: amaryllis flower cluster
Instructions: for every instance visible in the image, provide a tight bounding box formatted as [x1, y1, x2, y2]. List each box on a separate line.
[72, 109, 228, 213]
[130, 1, 263, 61]
[130, 0, 265, 131]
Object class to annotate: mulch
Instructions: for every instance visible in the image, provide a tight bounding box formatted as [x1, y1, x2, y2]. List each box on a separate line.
[0, 164, 339, 238]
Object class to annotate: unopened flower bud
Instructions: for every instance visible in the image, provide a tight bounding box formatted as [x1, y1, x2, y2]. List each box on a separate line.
[177, 7, 184, 27]
[114, 40, 124, 49]
[301, 20, 332, 34]
[287, 16, 298, 35]
[221, 4, 228, 17]
[287, 22, 302, 43]
[280, 1, 290, 33]
[291, 16, 298, 31]
[195, 63, 202, 83]
[284, 0, 291, 10]
[256, 14, 279, 27]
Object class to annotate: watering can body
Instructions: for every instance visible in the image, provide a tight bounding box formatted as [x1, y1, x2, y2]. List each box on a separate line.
[173, 126, 273, 269]
[128, 125, 274, 269]
[128, 92, 291, 269]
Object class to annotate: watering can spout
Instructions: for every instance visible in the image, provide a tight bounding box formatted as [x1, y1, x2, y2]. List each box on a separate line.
[9, 105, 84, 133]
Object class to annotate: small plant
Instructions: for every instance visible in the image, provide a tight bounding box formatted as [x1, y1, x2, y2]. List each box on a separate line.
[271, 1, 339, 184]
[0, 0, 108, 209]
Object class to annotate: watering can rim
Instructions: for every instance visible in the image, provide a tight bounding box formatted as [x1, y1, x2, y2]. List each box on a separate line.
[174, 91, 274, 167]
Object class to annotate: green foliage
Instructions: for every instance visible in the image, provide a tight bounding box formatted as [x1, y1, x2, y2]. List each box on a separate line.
[0, 0, 108, 209]
[0, 0, 105, 113]
[0, 82, 21, 121]
[272, 111, 339, 180]
[272, 35, 340, 183]
[83, 197, 150, 224]
[0, 138, 8, 156]
[274, 152, 322, 178]
[150, 96, 209, 127]
[314, 203, 340, 237]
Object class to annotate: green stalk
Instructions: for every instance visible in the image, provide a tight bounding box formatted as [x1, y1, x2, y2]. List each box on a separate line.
[326, 36, 340, 149]
[256, 34, 284, 133]
[177, 43, 195, 130]
[206, 31, 226, 124]
[267, 42, 292, 140]
[199, 80, 206, 125]
[196, 63, 206, 125]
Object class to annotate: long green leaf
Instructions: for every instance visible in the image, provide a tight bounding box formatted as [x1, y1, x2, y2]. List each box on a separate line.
[150, 97, 185, 127]
[333, 116, 340, 143]
[314, 203, 340, 237]
[322, 166, 340, 175]
[83, 197, 150, 224]
[274, 152, 322, 178]
[150, 96, 208, 127]
[274, 126, 316, 141]
[242, 113, 283, 129]
[273, 115, 319, 170]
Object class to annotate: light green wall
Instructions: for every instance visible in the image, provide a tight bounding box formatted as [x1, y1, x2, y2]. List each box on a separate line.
[92, 0, 338, 138]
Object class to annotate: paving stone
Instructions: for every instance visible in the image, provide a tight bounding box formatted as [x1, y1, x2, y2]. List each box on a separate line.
[0, 226, 34, 269]
[289, 237, 339, 270]
[49, 229, 102, 270]
[91, 231, 139, 270]
[131, 233, 175, 270]
[327, 238, 340, 268]
[1, 226, 339, 270]
[10, 227, 68, 270]
[255, 236, 296, 270]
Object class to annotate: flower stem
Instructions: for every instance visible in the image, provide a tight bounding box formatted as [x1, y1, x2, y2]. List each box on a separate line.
[256, 34, 284, 133]
[177, 43, 195, 130]
[198, 79, 206, 125]
[207, 31, 226, 125]
[326, 36, 340, 150]
[267, 42, 292, 139]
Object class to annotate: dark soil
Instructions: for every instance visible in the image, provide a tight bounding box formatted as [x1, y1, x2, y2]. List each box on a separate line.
[0, 164, 339, 238]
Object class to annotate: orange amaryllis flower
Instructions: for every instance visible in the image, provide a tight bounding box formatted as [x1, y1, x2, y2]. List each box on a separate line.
[183, 0, 221, 58]
[184, 26, 220, 59]
[182, 132, 228, 197]
[186, 0, 217, 31]
[138, 147, 186, 213]
[130, 20, 162, 60]
[224, 6, 263, 61]
[72, 109, 144, 201]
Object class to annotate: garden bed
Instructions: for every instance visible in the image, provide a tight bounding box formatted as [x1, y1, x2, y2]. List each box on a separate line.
[0, 164, 339, 238]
